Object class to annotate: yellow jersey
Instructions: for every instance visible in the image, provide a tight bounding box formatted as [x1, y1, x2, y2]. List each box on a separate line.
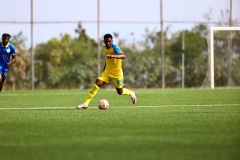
[102, 44, 123, 75]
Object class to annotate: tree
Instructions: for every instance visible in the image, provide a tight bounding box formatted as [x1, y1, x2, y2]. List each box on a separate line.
[169, 24, 208, 87]
[34, 26, 98, 89]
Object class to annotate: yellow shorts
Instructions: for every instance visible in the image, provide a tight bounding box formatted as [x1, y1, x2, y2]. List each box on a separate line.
[97, 70, 124, 88]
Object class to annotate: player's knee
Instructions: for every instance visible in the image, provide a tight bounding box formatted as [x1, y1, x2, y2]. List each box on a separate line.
[117, 91, 122, 95]
[95, 79, 105, 87]
[116, 89, 123, 95]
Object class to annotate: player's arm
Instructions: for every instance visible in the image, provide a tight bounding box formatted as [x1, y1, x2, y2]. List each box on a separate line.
[106, 53, 125, 59]
[106, 44, 125, 59]
[7, 54, 16, 66]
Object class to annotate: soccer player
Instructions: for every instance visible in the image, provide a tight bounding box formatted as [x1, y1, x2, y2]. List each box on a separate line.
[0, 33, 16, 92]
[76, 33, 137, 109]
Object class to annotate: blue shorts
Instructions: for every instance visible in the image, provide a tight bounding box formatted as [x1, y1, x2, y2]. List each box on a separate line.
[0, 66, 9, 81]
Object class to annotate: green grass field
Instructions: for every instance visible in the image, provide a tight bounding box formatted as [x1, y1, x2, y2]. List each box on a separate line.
[0, 88, 240, 160]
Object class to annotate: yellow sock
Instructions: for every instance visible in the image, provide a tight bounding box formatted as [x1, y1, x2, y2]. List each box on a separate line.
[84, 84, 99, 106]
[122, 88, 132, 96]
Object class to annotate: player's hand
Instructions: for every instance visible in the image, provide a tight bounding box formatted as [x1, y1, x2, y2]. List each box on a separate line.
[6, 62, 11, 66]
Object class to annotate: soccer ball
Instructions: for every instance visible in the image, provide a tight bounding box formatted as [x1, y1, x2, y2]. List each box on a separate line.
[98, 99, 109, 110]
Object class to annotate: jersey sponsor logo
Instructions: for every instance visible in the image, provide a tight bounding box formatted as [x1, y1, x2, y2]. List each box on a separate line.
[116, 80, 124, 85]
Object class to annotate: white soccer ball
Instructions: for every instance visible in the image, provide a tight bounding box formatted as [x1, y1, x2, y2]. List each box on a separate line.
[98, 99, 109, 110]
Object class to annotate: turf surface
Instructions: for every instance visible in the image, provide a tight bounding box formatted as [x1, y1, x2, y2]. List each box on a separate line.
[0, 89, 240, 160]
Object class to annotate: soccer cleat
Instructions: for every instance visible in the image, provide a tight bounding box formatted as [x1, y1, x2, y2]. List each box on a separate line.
[76, 104, 88, 110]
[130, 91, 137, 104]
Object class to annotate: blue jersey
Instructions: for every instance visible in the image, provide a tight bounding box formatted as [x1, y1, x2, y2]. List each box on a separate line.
[0, 42, 16, 67]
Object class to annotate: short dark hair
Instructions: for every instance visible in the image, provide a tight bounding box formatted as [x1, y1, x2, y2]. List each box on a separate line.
[104, 33, 113, 39]
[2, 33, 11, 38]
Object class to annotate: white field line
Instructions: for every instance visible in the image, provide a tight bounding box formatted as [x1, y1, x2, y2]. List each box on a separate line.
[0, 104, 239, 110]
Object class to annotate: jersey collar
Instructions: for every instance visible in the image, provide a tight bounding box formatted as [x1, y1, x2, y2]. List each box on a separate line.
[1, 42, 9, 47]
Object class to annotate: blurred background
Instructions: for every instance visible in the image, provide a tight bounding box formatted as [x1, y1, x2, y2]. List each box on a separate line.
[0, 0, 240, 90]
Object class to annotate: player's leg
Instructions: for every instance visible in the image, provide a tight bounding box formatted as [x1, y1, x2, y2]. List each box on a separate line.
[76, 80, 103, 109]
[83, 79, 106, 106]
[113, 76, 137, 104]
[0, 72, 7, 92]
[0, 73, 3, 92]
[115, 88, 137, 104]
[76, 72, 109, 109]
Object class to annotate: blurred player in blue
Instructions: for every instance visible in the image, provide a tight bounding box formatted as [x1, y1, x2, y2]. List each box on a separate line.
[0, 33, 16, 92]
